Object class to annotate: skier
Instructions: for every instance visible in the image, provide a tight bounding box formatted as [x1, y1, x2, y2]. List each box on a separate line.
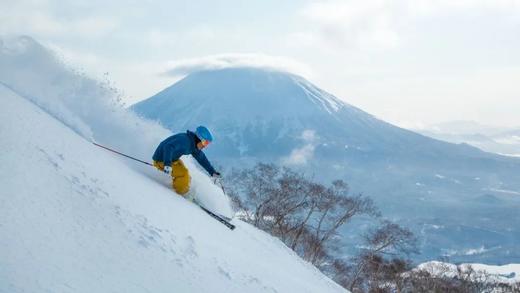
[152, 126, 220, 196]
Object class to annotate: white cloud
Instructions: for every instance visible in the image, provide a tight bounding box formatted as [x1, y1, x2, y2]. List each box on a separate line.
[0, 1, 59, 35]
[300, 0, 520, 50]
[282, 130, 318, 166]
[162, 53, 313, 78]
[69, 17, 119, 38]
[301, 0, 403, 50]
[406, 0, 520, 16]
[283, 144, 316, 166]
[301, 129, 317, 142]
[0, 0, 119, 39]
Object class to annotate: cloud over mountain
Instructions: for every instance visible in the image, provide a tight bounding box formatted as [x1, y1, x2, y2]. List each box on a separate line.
[162, 53, 313, 78]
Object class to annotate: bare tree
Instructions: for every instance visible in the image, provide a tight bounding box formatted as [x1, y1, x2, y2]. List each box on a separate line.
[347, 221, 418, 292]
[226, 163, 378, 267]
[305, 182, 379, 265]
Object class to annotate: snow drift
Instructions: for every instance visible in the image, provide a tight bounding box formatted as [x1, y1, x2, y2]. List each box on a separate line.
[0, 36, 347, 293]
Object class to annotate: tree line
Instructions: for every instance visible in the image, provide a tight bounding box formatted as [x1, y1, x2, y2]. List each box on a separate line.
[224, 163, 519, 293]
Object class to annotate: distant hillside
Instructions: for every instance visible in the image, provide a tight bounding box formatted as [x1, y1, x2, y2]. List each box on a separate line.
[414, 121, 520, 157]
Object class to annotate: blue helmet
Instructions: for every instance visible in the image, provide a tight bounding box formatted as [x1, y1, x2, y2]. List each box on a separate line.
[195, 126, 213, 142]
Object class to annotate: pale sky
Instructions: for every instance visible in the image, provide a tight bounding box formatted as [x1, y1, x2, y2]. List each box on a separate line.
[2, 0, 520, 128]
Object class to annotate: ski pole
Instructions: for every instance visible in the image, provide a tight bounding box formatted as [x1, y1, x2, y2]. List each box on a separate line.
[92, 142, 153, 166]
[213, 177, 227, 194]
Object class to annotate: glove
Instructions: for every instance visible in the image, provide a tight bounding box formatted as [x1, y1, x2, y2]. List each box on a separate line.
[163, 165, 172, 175]
[212, 171, 221, 178]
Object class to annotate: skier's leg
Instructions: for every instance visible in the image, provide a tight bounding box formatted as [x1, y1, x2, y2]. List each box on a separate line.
[171, 159, 191, 195]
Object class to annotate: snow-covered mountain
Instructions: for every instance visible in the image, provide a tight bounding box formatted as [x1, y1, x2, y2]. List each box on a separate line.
[131, 67, 454, 159]
[132, 68, 520, 264]
[0, 36, 347, 293]
[414, 121, 520, 157]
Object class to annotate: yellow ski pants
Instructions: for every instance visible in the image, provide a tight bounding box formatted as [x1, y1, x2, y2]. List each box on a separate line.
[153, 159, 191, 195]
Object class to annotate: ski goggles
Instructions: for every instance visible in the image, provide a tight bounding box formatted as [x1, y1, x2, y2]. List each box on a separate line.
[200, 139, 211, 147]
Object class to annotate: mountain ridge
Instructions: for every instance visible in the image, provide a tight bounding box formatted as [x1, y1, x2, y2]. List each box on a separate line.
[133, 68, 500, 158]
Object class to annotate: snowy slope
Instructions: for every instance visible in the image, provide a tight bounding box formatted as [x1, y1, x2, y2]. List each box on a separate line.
[0, 83, 347, 293]
[0, 44, 347, 292]
[417, 261, 520, 284]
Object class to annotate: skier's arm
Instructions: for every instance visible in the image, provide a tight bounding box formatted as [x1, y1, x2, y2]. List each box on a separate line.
[192, 150, 217, 176]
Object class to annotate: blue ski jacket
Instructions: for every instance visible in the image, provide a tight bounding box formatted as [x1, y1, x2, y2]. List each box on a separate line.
[152, 130, 217, 176]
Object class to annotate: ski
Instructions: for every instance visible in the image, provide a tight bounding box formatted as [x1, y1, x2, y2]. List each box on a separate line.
[197, 204, 236, 230]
